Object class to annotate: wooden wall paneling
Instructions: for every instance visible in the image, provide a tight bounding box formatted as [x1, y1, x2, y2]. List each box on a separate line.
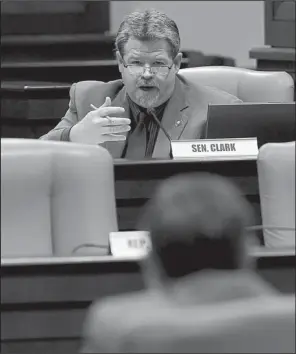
[1, 1, 110, 35]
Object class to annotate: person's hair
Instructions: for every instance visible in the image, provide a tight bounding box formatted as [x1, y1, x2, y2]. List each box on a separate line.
[139, 173, 255, 279]
[115, 9, 180, 59]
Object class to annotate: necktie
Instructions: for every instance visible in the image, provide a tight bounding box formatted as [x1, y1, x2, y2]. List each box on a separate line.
[125, 112, 147, 159]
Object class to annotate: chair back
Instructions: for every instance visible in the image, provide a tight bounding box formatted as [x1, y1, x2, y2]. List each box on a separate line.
[1, 139, 117, 257]
[257, 142, 295, 247]
[179, 66, 294, 102]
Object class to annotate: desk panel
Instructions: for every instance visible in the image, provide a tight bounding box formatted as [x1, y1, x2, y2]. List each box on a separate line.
[1, 262, 143, 304]
[114, 159, 261, 231]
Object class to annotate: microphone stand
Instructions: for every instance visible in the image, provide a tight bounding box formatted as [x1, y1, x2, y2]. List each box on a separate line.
[147, 109, 173, 158]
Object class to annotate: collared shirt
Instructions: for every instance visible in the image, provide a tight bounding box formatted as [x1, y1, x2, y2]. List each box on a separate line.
[122, 95, 168, 158]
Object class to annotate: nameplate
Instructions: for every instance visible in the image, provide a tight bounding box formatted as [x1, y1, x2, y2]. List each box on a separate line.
[109, 231, 151, 258]
[171, 138, 258, 160]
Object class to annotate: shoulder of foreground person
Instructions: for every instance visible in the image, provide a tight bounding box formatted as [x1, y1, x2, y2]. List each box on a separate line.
[81, 291, 156, 353]
[81, 290, 170, 352]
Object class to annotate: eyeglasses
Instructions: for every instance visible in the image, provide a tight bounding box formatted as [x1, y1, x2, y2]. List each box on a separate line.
[122, 61, 173, 76]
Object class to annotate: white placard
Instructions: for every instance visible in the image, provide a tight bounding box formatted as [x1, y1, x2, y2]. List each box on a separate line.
[171, 138, 258, 160]
[109, 231, 151, 258]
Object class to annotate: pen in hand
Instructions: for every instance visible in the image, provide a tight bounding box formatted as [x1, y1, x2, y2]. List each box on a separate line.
[90, 104, 98, 110]
[90, 103, 112, 122]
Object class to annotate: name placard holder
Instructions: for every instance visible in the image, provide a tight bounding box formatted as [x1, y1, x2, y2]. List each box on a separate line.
[171, 137, 258, 160]
[109, 231, 151, 258]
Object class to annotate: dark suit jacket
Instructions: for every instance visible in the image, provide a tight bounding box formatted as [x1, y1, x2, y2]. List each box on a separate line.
[41, 74, 241, 158]
[80, 270, 294, 353]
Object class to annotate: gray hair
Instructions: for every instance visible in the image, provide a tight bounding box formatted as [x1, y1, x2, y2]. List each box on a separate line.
[115, 9, 180, 59]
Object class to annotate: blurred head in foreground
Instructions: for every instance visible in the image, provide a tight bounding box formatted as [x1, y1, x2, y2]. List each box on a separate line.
[139, 172, 255, 285]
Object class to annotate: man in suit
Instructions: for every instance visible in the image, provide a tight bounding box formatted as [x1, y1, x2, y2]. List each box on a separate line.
[40, 9, 241, 159]
[81, 173, 294, 353]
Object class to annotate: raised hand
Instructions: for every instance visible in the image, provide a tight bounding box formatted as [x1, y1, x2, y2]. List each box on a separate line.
[70, 97, 131, 144]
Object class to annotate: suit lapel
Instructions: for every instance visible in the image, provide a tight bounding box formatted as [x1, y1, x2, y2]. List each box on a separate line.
[104, 86, 130, 158]
[152, 77, 190, 158]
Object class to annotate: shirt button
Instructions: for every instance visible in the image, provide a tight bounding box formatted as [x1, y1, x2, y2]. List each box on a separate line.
[175, 120, 181, 127]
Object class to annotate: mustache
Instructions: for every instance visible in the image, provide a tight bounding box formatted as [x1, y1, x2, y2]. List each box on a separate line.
[137, 81, 160, 88]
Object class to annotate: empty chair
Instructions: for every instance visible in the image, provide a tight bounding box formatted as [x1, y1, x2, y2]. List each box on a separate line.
[257, 142, 295, 247]
[1, 139, 117, 257]
[179, 66, 294, 102]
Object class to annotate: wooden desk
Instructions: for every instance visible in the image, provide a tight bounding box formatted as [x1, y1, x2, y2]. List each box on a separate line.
[1, 81, 70, 139]
[1, 248, 295, 353]
[1, 32, 116, 82]
[1, 59, 121, 83]
[249, 46, 296, 81]
[1, 81, 71, 99]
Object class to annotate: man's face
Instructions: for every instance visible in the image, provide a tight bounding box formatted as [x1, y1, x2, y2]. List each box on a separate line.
[117, 38, 182, 109]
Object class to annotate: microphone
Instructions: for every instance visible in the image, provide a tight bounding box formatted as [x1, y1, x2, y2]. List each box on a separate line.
[147, 109, 172, 157]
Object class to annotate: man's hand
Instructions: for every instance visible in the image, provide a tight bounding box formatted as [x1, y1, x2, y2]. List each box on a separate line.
[69, 97, 131, 144]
